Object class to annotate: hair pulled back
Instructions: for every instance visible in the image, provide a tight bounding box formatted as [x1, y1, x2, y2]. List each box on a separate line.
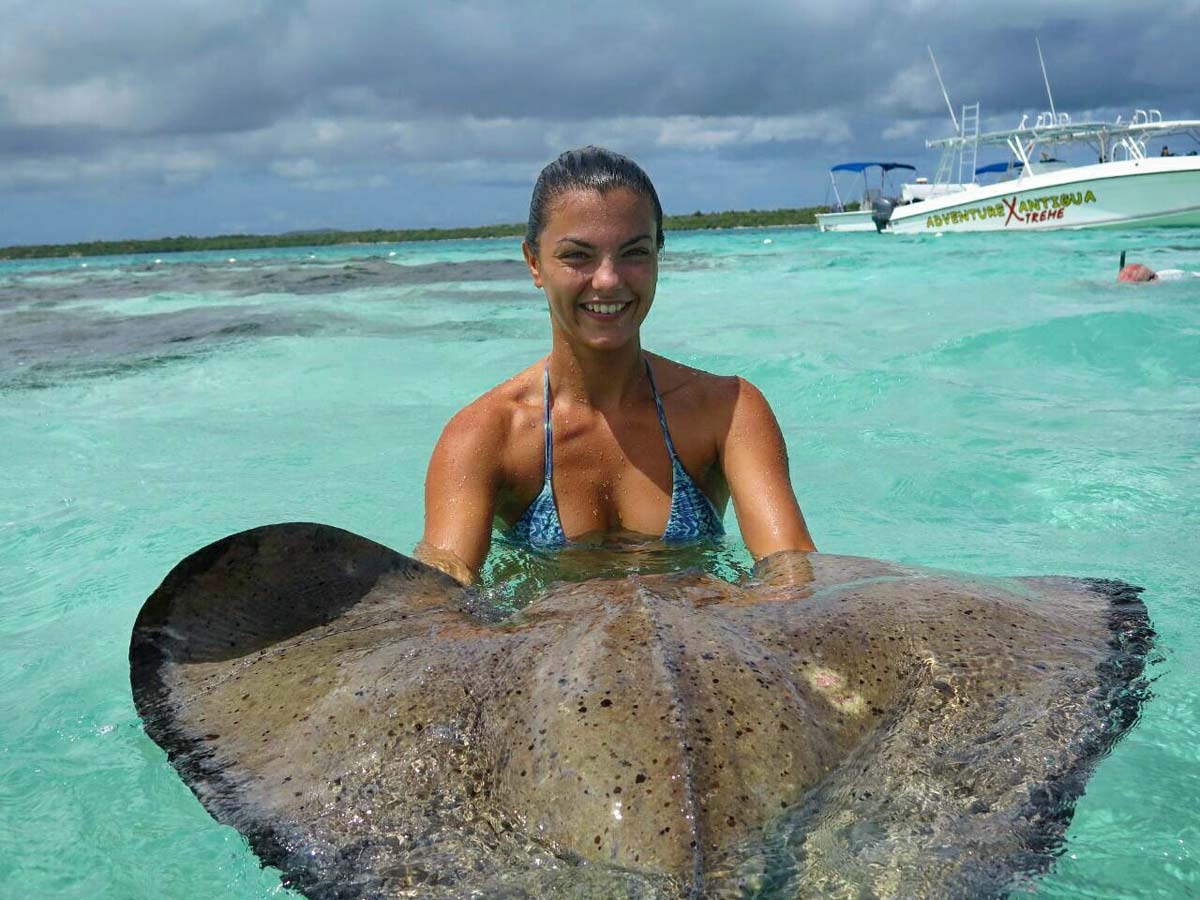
[525, 146, 665, 252]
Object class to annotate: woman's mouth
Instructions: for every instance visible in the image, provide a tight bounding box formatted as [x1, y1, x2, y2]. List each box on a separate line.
[581, 300, 632, 316]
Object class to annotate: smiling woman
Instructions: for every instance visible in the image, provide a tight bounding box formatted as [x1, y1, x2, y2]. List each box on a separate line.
[416, 146, 814, 584]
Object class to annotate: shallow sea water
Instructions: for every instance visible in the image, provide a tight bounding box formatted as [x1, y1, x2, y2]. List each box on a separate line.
[2, 226, 1198, 897]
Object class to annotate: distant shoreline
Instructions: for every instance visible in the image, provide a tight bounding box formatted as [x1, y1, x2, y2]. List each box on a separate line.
[0, 207, 828, 260]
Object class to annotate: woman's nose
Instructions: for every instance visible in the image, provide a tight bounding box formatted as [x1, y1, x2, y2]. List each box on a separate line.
[591, 256, 621, 292]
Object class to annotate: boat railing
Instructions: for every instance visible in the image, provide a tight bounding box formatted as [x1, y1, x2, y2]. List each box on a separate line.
[1035, 110, 1073, 130]
[1110, 135, 1147, 161]
[1131, 109, 1167, 126]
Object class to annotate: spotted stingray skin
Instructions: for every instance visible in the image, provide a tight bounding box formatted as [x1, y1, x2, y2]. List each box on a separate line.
[130, 523, 1152, 898]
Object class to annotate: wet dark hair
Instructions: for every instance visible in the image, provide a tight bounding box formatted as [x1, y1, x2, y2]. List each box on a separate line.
[525, 146, 665, 252]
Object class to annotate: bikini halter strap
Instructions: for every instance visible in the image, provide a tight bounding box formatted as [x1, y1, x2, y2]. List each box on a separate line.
[541, 366, 553, 483]
[642, 359, 680, 460]
[542, 358, 679, 478]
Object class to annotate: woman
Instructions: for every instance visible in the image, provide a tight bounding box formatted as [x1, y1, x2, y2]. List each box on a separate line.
[418, 147, 814, 584]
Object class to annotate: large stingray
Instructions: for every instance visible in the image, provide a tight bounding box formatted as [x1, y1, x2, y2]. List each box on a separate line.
[130, 523, 1152, 898]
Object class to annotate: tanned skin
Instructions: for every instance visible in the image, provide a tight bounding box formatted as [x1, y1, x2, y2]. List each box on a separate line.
[418, 187, 814, 584]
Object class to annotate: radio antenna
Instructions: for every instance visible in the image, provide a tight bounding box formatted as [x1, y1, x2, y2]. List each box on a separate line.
[1036, 36, 1057, 121]
[927, 46, 959, 133]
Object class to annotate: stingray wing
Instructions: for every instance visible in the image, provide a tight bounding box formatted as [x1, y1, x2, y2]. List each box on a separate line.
[709, 557, 1154, 896]
[131, 530, 1153, 898]
[129, 523, 501, 897]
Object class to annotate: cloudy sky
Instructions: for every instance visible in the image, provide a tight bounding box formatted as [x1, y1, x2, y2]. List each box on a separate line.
[2, 0, 1197, 246]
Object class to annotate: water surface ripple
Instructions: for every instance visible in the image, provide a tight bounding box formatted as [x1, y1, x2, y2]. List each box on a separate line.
[2, 230, 1197, 897]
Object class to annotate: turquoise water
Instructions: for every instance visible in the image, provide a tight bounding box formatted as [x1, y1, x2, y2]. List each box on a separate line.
[2, 228, 1198, 896]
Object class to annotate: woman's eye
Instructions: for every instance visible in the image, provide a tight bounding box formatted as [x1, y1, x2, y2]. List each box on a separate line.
[625, 247, 651, 257]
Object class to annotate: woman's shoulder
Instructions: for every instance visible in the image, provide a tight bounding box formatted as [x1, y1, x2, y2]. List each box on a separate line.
[440, 360, 545, 448]
[646, 353, 748, 410]
[647, 354, 781, 450]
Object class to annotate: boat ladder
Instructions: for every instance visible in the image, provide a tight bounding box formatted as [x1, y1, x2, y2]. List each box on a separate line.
[958, 102, 980, 184]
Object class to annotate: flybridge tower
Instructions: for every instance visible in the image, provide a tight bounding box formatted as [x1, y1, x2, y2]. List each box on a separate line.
[823, 43, 1200, 232]
[927, 48, 978, 190]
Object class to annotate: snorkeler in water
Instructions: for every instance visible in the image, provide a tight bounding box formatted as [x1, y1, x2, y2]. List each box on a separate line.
[1118, 263, 1159, 282]
[1118, 262, 1199, 282]
[417, 146, 815, 584]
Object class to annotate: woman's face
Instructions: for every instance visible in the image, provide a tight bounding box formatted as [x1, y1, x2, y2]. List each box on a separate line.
[523, 187, 658, 354]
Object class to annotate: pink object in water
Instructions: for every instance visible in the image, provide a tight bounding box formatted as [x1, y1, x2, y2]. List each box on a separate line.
[1118, 263, 1157, 282]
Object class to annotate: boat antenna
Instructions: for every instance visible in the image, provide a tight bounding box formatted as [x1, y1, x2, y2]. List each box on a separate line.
[927, 46, 959, 133]
[1036, 36, 1057, 121]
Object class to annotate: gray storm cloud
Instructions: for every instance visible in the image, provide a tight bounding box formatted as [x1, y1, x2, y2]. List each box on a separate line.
[0, 0, 1196, 241]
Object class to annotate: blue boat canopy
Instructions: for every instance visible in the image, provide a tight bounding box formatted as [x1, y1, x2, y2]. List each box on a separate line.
[830, 162, 917, 173]
[975, 161, 1025, 175]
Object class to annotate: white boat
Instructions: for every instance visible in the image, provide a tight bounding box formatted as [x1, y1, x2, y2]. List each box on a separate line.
[828, 45, 1200, 234]
[883, 109, 1200, 233]
[816, 162, 917, 232]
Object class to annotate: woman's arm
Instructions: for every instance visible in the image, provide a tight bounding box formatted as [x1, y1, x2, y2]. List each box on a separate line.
[718, 378, 816, 558]
[417, 405, 503, 584]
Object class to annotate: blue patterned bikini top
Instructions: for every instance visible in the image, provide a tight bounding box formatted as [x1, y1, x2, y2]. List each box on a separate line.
[506, 360, 725, 549]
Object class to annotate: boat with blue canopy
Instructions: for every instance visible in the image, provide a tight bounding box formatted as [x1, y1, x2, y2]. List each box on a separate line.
[822, 45, 1200, 234]
[816, 162, 919, 232]
[882, 107, 1200, 233]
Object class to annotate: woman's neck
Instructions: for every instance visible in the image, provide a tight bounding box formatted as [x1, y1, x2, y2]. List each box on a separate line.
[546, 338, 648, 410]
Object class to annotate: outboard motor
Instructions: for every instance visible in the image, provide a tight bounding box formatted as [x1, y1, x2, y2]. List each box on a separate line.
[871, 197, 897, 233]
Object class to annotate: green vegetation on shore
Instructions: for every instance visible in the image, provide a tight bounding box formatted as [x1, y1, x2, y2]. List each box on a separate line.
[0, 207, 828, 260]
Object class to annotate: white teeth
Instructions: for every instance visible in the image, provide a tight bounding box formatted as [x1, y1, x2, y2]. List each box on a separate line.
[583, 302, 628, 315]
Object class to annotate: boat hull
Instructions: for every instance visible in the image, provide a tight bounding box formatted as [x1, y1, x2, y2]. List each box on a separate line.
[886, 157, 1200, 233]
[816, 209, 879, 232]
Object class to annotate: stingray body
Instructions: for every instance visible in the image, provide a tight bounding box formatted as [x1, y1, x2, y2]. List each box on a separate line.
[130, 524, 1152, 898]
